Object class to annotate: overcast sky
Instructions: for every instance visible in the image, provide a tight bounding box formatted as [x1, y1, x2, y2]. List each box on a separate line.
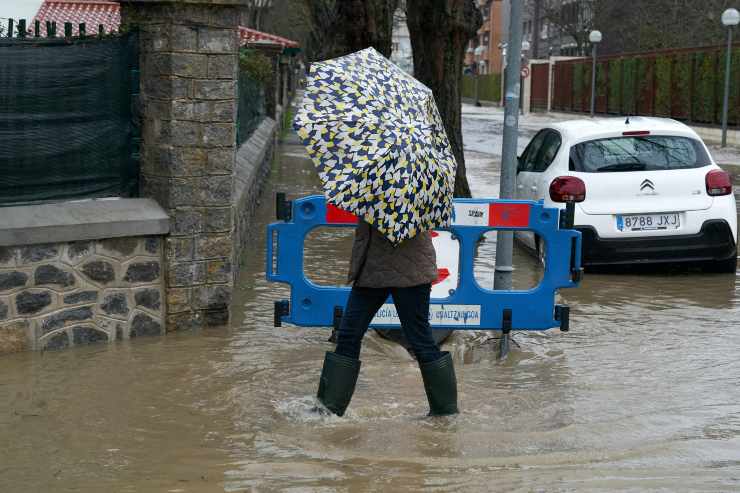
[2, 0, 44, 21]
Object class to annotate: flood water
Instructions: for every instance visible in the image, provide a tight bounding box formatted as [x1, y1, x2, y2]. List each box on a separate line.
[1, 131, 739, 492]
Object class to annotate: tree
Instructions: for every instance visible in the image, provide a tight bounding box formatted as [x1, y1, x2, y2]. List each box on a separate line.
[530, 0, 544, 58]
[265, 0, 481, 197]
[406, 0, 482, 197]
[541, 0, 596, 56]
[241, 0, 276, 31]
[303, 0, 399, 60]
[594, 0, 738, 55]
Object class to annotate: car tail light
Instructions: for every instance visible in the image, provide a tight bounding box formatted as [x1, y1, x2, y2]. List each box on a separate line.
[706, 169, 732, 196]
[623, 130, 651, 136]
[550, 176, 586, 203]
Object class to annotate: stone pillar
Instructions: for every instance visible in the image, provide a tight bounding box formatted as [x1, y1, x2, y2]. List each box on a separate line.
[118, 0, 245, 330]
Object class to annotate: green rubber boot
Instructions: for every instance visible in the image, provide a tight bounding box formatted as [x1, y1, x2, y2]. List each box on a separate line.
[316, 352, 361, 417]
[420, 352, 459, 416]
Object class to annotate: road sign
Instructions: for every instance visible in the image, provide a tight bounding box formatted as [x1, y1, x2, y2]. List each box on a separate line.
[267, 195, 582, 332]
[520, 66, 530, 78]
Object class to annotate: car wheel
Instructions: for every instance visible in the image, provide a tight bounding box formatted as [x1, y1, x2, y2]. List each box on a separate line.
[705, 256, 737, 274]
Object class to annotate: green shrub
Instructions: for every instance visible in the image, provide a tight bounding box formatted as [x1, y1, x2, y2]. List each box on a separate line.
[596, 61, 608, 101]
[461, 73, 501, 103]
[573, 63, 585, 111]
[583, 62, 592, 112]
[672, 53, 691, 120]
[692, 52, 717, 123]
[239, 48, 273, 84]
[636, 57, 654, 114]
[608, 59, 622, 113]
[462, 75, 475, 98]
[480, 73, 501, 102]
[654, 55, 672, 116]
[716, 48, 740, 125]
[622, 58, 638, 114]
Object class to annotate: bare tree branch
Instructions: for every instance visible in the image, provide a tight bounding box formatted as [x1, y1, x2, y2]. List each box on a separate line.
[541, 0, 596, 55]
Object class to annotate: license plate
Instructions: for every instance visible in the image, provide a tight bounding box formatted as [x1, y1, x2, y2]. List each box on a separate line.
[617, 213, 680, 231]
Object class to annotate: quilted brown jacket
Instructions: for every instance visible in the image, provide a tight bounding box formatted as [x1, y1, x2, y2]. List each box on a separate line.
[348, 220, 438, 288]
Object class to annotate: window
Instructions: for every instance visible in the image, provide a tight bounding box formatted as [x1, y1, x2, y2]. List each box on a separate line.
[569, 136, 712, 172]
[533, 132, 562, 172]
[520, 130, 549, 172]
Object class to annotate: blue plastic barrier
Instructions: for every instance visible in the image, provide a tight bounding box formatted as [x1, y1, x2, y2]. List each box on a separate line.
[266, 194, 582, 332]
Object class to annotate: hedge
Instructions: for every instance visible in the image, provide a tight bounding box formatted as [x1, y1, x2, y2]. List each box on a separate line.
[553, 46, 740, 126]
[461, 73, 502, 103]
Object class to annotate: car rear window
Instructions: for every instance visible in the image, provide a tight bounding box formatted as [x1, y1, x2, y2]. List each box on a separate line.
[569, 135, 711, 172]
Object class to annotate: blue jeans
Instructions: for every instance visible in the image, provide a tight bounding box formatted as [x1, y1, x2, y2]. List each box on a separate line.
[335, 284, 443, 364]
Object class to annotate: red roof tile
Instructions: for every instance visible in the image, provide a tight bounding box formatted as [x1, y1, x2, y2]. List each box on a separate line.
[31, 0, 300, 50]
[33, 0, 120, 37]
[239, 26, 299, 49]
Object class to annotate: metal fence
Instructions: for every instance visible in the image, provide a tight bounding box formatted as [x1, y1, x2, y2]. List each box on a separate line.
[237, 73, 265, 146]
[552, 44, 740, 126]
[0, 21, 140, 206]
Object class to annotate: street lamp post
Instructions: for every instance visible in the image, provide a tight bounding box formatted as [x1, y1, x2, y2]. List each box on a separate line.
[721, 8, 739, 148]
[521, 40, 530, 115]
[499, 42, 508, 107]
[589, 30, 602, 117]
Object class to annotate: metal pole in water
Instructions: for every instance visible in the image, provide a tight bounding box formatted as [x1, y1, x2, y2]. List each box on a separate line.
[722, 26, 734, 148]
[494, 0, 523, 357]
[588, 30, 602, 118]
[590, 43, 597, 117]
[721, 8, 739, 147]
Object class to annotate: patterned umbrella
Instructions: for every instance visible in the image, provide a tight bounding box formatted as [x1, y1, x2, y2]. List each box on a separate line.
[294, 47, 457, 245]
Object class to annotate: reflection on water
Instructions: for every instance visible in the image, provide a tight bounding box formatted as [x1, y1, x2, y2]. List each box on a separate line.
[0, 141, 739, 492]
[303, 227, 354, 286]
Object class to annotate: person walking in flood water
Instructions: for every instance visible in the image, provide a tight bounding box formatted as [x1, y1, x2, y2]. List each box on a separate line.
[315, 220, 459, 417]
[293, 48, 460, 417]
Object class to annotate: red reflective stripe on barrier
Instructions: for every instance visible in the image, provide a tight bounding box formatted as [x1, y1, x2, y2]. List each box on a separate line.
[433, 268, 450, 285]
[326, 204, 358, 224]
[489, 203, 530, 227]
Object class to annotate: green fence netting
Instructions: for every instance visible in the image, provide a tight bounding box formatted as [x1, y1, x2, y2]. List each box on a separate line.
[0, 33, 139, 206]
[237, 73, 265, 146]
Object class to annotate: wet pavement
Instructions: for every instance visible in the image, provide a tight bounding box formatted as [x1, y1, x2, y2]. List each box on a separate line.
[1, 111, 739, 492]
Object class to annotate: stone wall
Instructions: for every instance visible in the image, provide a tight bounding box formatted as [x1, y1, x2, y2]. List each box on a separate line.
[0, 236, 165, 354]
[234, 117, 277, 279]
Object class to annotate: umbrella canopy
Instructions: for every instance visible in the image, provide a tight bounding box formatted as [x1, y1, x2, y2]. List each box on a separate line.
[294, 47, 457, 245]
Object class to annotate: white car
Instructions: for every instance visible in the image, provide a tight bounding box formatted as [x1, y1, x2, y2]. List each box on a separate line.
[515, 117, 738, 272]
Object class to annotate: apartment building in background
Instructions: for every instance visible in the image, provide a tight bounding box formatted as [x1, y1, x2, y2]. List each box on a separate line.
[465, 0, 505, 75]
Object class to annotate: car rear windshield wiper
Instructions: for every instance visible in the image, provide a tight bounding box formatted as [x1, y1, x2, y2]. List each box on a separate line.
[596, 162, 647, 172]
